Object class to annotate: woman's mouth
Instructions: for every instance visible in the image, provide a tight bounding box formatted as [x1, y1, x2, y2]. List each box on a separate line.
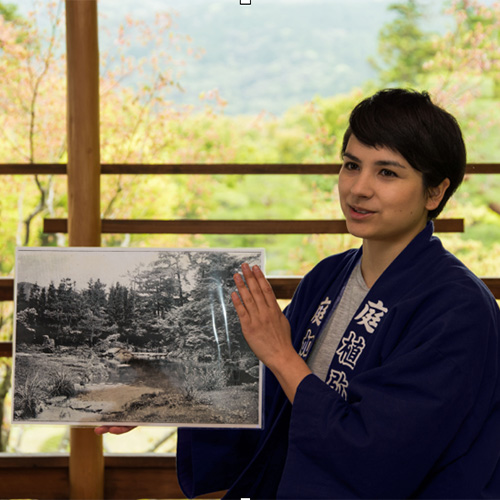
[349, 205, 375, 220]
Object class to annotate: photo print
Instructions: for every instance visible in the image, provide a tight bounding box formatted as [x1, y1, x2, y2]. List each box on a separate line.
[13, 247, 264, 428]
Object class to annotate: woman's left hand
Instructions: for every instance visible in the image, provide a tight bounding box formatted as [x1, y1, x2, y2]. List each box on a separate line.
[231, 264, 311, 403]
[231, 264, 293, 369]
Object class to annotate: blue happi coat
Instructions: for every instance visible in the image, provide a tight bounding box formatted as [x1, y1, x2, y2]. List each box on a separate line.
[177, 223, 500, 499]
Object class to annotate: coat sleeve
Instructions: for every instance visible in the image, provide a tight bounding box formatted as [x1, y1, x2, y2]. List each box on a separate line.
[177, 427, 262, 498]
[279, 285, 500, 499]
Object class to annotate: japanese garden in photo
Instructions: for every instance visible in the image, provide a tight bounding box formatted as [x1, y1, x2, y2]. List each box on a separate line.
[13, 248, 263, 426]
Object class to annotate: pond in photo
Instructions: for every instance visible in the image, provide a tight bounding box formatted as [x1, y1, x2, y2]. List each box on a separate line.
[13, 248, 264, 427]
[14, 345, 260, 426]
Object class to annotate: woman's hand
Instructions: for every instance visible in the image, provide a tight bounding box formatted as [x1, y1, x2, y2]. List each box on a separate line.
[94, 426, 136, 435]
[231, 264, 292, 369]
[231, 264, 311, 403]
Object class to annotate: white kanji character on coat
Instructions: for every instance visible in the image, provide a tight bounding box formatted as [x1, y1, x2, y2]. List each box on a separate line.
[311, 297, 332, 327]
[299, 329, 315, 359]
[326, 369, 349, 399]
[354, 300, 388, 333]
[336, 331, 366, 369]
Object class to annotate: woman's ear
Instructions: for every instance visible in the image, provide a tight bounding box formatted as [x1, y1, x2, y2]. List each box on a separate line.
[425, 178, 451, 211]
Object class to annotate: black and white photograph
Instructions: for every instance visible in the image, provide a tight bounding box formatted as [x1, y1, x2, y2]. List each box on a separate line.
[13, 247, 264, 428]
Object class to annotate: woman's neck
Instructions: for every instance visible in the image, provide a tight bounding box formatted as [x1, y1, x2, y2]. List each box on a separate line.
[360, 238, 413, 288]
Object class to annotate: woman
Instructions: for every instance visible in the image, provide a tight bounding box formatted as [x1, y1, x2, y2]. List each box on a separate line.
[98, 89, 500, 499]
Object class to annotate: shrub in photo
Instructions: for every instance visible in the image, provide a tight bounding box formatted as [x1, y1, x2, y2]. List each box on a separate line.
[50, 368, 77, 398]
[14, 370, 43, 419]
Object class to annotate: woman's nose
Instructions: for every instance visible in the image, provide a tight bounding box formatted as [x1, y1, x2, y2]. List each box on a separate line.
[350, 172, 374, 198]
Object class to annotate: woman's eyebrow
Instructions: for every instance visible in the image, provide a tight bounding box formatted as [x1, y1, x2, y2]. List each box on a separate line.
[375, 160, 407, 169]
[342, 152, 361, 162]
[343, 151, 406, 169]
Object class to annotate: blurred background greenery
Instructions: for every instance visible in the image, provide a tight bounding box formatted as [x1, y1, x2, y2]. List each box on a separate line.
[1, 0, 499, 455]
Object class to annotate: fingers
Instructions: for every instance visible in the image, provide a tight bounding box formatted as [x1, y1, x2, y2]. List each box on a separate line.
[250, 265, 280, 312]
[235, 264, 274, 308]
[94, 426, 136, 435]
[237, 264, 263, 310]
[232, 264, 281, 320]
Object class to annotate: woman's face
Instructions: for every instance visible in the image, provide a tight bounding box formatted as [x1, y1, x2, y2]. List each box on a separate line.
[338, 135, 440, 247]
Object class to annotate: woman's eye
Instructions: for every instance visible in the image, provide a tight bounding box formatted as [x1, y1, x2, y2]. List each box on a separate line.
[343, 161, 359, 171]
[380, 168, 398, 178]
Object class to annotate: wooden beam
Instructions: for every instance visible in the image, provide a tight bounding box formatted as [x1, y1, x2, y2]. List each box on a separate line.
[466, 164, 500, 174]
[0, 278, 14, 301]
[0, 164, 67, 175]
[65, 0, 103, 498]
[0, 453, 226, 499]
[483, 278, 500, 299]
[1, 163, 500, 175]
[0, 454, 226, 499]
[43, 218, 464, 234]
[0, 454, 69, 500]
[0, 342, 13, 357]
[99, 164, 342, 175]
[270, 277, 301, 299]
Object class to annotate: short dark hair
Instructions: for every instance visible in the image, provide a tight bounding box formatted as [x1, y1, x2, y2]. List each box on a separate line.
[341, 88, 466, 219]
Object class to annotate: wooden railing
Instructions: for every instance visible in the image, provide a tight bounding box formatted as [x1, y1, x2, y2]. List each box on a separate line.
[1, 162, 499, 499]
[0, 453, 225, 499]
[1, 162, 499, 174]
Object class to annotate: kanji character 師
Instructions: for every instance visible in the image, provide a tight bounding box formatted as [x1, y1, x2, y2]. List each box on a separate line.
[326, 369, 349, 400]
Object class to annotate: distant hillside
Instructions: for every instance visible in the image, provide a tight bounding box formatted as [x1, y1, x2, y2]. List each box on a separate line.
[167, 0, 385, 115]
[16, 0, 453, 116]
[107, 0, 451, 116]
[92, 0, 453, 116]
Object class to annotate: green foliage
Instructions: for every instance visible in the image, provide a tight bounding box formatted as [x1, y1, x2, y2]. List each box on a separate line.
[0, 2, 19, 22]
[370, 0, 438, 86]
[2, 0, 500, 454]
[39, 431, 69, 453]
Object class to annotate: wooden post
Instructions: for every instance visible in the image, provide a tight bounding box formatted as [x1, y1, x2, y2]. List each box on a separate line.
[65, 1, 103, 499]
[65, 0, 101, 247]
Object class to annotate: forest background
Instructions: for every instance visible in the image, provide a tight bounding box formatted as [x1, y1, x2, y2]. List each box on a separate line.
[1, 0, 499, 454]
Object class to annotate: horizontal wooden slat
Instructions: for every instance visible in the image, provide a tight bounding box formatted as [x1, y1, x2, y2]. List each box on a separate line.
[270, 277, 301, 299]
[0, 277, 13, 301]
[101, 164, 343, 175]
[0, 454, 69, 499]
[484, 278, 500, 299]
[0, 342, 12, 357]
[0, 453, 224, 500]
[43, 218, 464, 235]
[0, 163, 499, 175]
[0, 163, 339, 175]
[466, 164, 500, 174]
[0, 164, 67, 175]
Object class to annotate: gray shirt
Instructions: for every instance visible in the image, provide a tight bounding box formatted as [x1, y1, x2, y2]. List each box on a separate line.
[307, 264, 369, 381]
